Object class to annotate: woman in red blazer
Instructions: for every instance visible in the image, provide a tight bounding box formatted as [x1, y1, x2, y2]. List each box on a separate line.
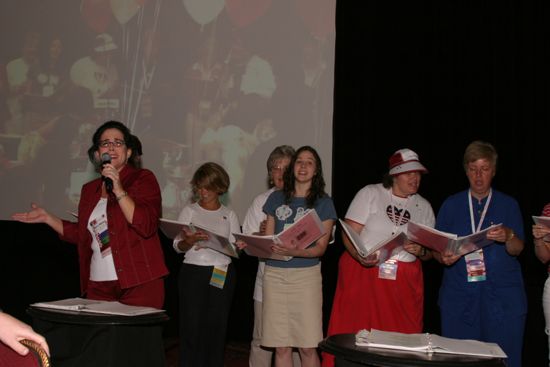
[13, 120, 168, 308]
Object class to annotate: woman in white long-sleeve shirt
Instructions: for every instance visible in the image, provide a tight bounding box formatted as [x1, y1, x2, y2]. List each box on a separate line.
[173, 162, 240, 367]
[242, 145, 299, 367]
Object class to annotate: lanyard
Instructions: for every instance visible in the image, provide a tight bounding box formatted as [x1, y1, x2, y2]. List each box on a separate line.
[468, 189, 492, 234]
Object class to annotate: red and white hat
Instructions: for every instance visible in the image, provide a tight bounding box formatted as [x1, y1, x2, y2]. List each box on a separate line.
[388, 148, 428, 176]
[94, 33, 118, 52]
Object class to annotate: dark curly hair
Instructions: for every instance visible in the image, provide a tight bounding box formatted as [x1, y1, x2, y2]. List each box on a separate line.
[87, 120, 137, 170]
[282, 145, 327, 208]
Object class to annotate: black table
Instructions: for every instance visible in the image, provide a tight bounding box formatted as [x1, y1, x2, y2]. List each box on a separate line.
[319, 334, 507, 367]
[28, 306, 169, 367]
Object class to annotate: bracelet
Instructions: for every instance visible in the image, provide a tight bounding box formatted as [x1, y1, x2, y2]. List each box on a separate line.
[116, 191, 128, 201]
[419, 247, 426, 257]
[506, 230, 515, 242]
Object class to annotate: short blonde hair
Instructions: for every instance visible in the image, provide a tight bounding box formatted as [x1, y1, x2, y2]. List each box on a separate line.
[463, 140, 498, 172]
[266, 145, 295, 188]
[191, 162, 230, 197]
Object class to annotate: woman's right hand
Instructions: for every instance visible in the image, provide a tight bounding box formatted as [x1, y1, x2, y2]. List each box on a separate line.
[182, 229, 209, 248]
[355, 252, 379, 267]
[0, 312, 50, 357]
[533, 224, 550, 240]
[12, 203, 64, 235]
[235, 240, 247, 250]
[258, 220, 267, 235]
[12, 203, 50, 224]
[434, 250, 461, 266]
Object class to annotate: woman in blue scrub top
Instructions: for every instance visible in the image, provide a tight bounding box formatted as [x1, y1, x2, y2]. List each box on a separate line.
[434, 141, 526, 367]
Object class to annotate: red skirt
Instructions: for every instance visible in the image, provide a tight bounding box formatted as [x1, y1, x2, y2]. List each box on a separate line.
[322, 251, 424, 367]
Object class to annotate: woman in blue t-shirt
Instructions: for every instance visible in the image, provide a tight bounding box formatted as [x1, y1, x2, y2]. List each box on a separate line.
[262, 146, 336, 367]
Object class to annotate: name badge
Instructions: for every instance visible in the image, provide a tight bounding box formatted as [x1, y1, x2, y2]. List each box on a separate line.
[210, 264, 229, 289]
[90, 214, 110, 257]
[465, 249, 487, 282]
[378, 260, 398, 280]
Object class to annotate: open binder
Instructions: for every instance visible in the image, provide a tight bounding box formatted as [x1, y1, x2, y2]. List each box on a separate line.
[234, 209, 325, 260]
[407, 221, 502, 257]
[32, 298, 165, 316]
[232, 233, 292, 261]
[355, 329, 506, 358]
[339, 219, 406, 265]
[159, 218, 239, 258]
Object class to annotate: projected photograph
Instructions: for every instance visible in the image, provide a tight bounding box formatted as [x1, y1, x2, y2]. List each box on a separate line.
[0, 0, 335, 219]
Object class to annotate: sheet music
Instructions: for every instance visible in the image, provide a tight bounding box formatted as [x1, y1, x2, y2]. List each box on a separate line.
[32, 298, 165, 316]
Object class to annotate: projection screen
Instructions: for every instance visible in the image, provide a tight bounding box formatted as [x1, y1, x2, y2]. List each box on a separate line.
[0, 0, 335, 220]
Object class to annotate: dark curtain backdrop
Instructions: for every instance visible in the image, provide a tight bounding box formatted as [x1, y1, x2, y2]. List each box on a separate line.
[329, 1, 549, 366]
[1, 1, 549, 366]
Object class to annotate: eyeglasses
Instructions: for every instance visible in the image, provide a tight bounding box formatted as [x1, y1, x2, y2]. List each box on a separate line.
[99, 139, 125, 148]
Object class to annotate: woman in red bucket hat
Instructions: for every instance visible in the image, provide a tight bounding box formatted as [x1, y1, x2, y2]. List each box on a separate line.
[323, 148, 434, 367]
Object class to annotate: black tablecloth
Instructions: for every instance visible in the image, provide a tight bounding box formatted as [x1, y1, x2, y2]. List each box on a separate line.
[28, 306, 169, 367]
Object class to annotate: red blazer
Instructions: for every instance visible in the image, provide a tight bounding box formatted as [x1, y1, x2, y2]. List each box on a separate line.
[61, 165, 169, 293]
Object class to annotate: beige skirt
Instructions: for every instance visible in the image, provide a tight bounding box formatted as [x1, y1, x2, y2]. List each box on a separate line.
[261, 264, 323, 348]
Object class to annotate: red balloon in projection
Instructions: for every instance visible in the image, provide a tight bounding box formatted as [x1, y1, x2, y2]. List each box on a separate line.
[81, 0, 113, 34]
[295, 0, 335, 41]
[225, 0, 272, 28]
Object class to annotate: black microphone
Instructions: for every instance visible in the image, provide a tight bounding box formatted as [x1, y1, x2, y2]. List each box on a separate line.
[101, 153, 113, 192]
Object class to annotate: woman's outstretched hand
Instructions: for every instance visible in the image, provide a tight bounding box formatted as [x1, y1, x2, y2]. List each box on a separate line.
[12, 203, 49, 224]
[12, 203, 64, 235]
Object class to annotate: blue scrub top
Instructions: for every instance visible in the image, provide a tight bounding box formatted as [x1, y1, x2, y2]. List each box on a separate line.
[436, 188, 527, 323]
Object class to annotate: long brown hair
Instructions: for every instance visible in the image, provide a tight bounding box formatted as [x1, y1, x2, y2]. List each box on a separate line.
[283, 146, 327, 208]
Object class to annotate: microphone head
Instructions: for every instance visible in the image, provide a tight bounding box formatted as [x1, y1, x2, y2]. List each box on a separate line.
[101, 152, 111, 164]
